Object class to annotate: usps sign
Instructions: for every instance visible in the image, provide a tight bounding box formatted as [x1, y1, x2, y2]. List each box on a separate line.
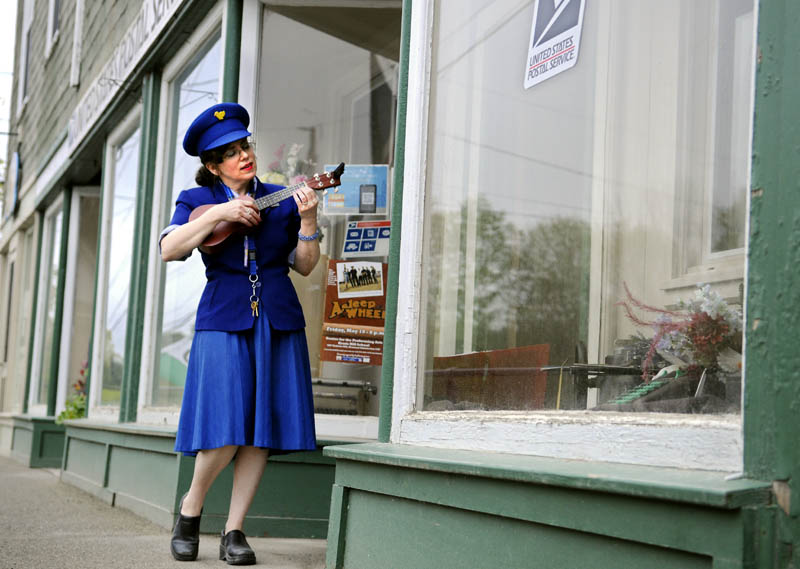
[524, 0, 586, 89]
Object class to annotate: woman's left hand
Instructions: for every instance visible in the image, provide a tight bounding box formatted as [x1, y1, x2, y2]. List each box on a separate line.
[293, 183, 319, 220]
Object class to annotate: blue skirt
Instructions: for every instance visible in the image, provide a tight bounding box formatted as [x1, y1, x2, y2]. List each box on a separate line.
[174, 312, 316, 456]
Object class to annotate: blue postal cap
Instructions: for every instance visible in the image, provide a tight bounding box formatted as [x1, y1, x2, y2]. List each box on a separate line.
[183, 102, 252, 157]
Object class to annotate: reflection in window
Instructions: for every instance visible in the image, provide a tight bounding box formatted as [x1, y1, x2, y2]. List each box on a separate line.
[37, 209, 63, 406]
[3, 262, 14, 363]
[420, 0, 752, 415]
[11, 228, 36, 413]
[709, 0, 752, 253]
[100, 128, 140, 405]
[151, 34, 220, 406]
[256, 7, 400, 416]
[66, 195, 99, 400]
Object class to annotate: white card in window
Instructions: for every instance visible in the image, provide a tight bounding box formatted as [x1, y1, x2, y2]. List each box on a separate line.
[524, 0, 586, 89]
[342, 220, 391, 259]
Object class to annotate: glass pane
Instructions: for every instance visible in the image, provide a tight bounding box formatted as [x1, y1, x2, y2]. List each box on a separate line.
[101, 128, 140, 405]
[256, 7, 401, 416]
[3, 262, 14, 362]
[11, 228, 35, 413]
[67, 196, 98, 399]
[420, 0, 751, 414]
[151, 34, 221, 407]
[710, 0, 752, 253]
[37, 209, 63, 405]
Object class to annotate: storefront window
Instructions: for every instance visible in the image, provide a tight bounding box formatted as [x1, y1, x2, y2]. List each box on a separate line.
[34, 206, 63, 407]
[97, 126, 140, 406]
[151, 33, 221, 407]
[419, 0, 753, 414]
[256, 5, 401, 418]
[63, 193, 99, 402]
[9, 227, 35, 413]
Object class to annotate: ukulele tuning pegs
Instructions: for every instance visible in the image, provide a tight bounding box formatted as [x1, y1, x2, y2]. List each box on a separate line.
[323, 189, 328, 195]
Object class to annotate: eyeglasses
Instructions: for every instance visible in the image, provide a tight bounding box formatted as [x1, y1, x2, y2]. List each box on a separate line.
[221, 140, 255, 161]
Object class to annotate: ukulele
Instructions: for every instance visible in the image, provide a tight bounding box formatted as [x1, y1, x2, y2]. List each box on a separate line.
[189, 162, 345, 254]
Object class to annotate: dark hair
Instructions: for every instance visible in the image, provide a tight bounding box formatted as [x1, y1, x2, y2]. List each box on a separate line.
[194, 138, 253, 187]
[195, 146, 226, 187]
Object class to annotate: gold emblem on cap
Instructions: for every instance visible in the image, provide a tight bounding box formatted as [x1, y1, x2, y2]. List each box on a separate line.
[214, 110, 226, 120]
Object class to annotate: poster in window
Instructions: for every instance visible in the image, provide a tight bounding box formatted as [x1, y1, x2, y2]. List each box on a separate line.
[321, 259, 387, 366]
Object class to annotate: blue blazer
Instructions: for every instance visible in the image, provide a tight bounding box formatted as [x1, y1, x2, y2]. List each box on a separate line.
[166, 178, 305, 332]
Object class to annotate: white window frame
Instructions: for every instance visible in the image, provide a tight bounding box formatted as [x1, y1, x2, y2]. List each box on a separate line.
[0, 250, 16, 411]
[70, 0, 85, 87]
[28, 196, 65, 416]
[54, 187, 100, 416]
[1, 251, 16, 366]
[664, 0, 756, 293]
[45, 0, 61, 59]
[391, 0, 747, 473]
[88, 107, 142, 420]
[6, 225, 37, 414]
[248, 0, 391, 440]
[16, 0, 34, 115]
[138, 4, 224, 425]
[139, 0, 383, 441]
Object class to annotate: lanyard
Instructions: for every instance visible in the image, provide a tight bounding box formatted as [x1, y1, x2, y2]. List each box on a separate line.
[218, 179, 260, 317]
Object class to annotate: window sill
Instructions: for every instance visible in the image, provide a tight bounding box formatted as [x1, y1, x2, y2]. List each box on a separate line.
[396, 410, 742, 472]
[62, 417, 177, 438]
[663, 253, 745, 292]
[324, 441, 769, 509]
[65, 414, 379, 443]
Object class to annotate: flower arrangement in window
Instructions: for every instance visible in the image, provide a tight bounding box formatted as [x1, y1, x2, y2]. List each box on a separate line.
[260, 143, 317, 187]
[618, 283, 743, 381]
[56, 360, 89, 424]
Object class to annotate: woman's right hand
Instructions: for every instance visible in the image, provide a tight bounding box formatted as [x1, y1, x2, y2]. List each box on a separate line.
[212, 196, 261, 227]
[161, 197, 261, 262]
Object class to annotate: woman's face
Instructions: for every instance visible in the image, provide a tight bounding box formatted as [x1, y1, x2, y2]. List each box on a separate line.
[207, 138, 258, 190]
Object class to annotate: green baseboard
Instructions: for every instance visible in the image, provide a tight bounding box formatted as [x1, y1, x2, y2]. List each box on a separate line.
[60, 420, 337, 538]
[10, 415, 65, 468]
[325, 443, 771, 569]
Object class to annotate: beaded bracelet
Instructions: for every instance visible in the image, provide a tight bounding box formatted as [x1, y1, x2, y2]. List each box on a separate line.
[298, 230, 320, 242]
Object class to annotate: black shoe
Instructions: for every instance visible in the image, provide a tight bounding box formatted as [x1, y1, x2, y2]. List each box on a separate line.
[171, 493, 202, 561]
[219, 529, 256, 565]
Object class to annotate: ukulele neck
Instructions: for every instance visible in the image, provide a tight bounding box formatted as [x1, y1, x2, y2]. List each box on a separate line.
[254, 182, 306, 211]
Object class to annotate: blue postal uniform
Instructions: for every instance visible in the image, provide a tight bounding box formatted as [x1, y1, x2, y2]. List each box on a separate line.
[164, 103, 316, 456]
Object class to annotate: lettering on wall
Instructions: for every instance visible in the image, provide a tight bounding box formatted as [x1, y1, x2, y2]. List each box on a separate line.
[68, 0, 185, 153]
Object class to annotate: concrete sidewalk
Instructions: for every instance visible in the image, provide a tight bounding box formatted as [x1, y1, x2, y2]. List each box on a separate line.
[0, 455, 326, 569]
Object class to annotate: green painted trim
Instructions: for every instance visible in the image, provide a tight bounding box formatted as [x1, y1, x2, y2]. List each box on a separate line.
[325, 484, 348, 569]
[335, 460, 748, 562]
[378, 0, 413, 443]
[744, 0, 800, 485]
[744, 2, 800, 562]
[64, 423, 177, 454]
[46, 188, 72, 416]
[326, 443, 770, 509]
[119, 73, 160, 423]
[22, 212, 44, 414]
[61, 422, 334, 537]
[222, 0, 243, 102]
[339, 487, 723, 569]
[10, 415, 65, 468]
